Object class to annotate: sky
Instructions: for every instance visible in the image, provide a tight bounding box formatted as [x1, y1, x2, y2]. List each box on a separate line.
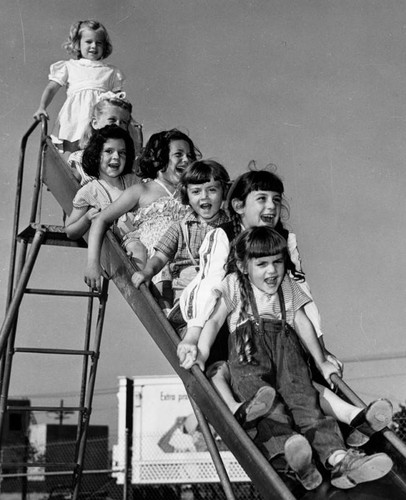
[1, 0, 406, 443]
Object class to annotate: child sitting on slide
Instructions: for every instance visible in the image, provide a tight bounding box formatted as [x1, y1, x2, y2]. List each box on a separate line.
[184, 226, 393, 491]
[132, 159, 230, 305]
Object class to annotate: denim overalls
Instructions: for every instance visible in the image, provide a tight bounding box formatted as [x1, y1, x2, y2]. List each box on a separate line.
[228, 286, 346, 466]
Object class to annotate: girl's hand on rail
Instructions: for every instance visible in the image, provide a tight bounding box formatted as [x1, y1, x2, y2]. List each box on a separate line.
[33, 108, 49, 121]
[84, 262, 103, 292]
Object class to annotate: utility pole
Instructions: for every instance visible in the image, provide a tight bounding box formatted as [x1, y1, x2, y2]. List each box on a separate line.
[47, 400, 74, 425]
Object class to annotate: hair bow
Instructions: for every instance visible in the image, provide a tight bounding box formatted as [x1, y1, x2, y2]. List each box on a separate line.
[97, 91, 128, 103]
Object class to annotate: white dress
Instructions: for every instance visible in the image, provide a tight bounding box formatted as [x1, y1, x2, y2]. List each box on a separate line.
[49, 58, 125, 144]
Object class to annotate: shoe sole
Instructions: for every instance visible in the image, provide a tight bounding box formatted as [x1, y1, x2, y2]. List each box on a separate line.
[331, 453, 393, 489]
[346, 429, 370, 448]
[365, 399, 393, 432]
[245, 386, 275, 422]
[284, 435, 323, 491]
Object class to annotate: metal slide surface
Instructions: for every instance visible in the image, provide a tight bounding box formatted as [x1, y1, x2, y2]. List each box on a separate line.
[41, 138, 406, 499]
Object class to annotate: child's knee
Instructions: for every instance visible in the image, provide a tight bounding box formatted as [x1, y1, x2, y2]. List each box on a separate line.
[124, 238, 147, 267]
[206, 360, 230, 382]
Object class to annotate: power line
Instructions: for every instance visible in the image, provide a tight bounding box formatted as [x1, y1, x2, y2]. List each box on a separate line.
[342, 351, 406, 363]
[10, 387, 118, 399]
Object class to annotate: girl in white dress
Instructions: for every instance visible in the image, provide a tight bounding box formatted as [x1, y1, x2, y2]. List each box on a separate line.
[33, 19, 125, 153]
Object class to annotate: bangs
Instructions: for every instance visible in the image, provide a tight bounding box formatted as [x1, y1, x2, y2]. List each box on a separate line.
[246, 227, 287, 259]
[186, 167, 213, 185]
[249, 171, 284, 194]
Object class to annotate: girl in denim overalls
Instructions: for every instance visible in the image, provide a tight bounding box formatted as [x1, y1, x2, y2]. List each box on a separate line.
[193, 226, 392, 491]
[178, 169, 393, 445]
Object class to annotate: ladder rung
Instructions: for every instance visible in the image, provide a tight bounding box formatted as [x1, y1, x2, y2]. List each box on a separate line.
[8, 405, 86, 412]
[24, 288, 100, 298]
[14, 347, 95, 356]
[17, 224, 87, 248]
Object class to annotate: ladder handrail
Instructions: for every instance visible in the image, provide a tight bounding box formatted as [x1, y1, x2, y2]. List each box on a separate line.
[9, 132, 406, 499]
[6, 118, 47, 310]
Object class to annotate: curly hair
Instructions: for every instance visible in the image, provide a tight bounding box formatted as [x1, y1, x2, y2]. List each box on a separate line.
[82, 125, 135, 178]
[136, 129, 201, 179]
[179, 159, 230, 205]
[79, 96, 133, 149]
[63, 20, 113, 59]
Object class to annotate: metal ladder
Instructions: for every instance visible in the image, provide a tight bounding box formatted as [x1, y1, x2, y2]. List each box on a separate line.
[0, 119, 109, 499]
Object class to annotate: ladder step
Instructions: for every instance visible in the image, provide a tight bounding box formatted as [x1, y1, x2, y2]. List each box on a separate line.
[8, 405, 86, 412]
[14, 347, 95, 356]
[17, 223, 87, 247]
[24, 288, 100, 298]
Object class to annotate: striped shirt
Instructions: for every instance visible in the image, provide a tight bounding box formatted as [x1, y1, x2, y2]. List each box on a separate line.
[219, 273, 311, 333]
[179, 225, 324, 337]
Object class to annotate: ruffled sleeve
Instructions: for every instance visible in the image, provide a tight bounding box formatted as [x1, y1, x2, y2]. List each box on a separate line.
[110, 66, 126, 92]
[48, 60, 69, 87]
[72, 184, 93, 209]
[287, 231, 324, 337]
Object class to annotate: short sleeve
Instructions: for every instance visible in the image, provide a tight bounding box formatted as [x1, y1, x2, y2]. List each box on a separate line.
[111, 66, 125, 92]
[154, 223, 181, 261]
[287, 231, 324, 337]
[72, 185, 92, 209]
[49, 60, 69, 87]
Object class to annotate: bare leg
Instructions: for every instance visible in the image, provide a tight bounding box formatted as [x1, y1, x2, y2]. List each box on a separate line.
[125, 240, 148, 270]
[313, 382, 361, 425]
[209, 361, 241, 414]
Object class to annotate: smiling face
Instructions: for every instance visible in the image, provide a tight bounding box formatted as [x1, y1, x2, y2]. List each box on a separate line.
[186, 178, 224, 222]
[92, 103, 131, 131]
[233, 190, 282, 229]
[99, 138, 127, 181]
[161, 140, 193, 185]
[245, 253, 285, 295]
[80, 28, 105, 61]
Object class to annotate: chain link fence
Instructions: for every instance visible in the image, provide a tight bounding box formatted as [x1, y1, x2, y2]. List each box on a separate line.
[2, 411, 406, 500]
[1, 435, 262, 500]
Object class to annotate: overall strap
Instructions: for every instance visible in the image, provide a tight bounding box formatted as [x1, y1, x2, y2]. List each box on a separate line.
[277, 287, 287, 325]
[249, 284, 287, 333]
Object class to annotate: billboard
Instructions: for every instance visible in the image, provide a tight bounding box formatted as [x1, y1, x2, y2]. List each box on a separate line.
[112, 375, 248, 484]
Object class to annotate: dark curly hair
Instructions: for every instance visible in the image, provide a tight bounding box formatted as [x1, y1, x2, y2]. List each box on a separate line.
[63, 20, 113, 59]
[136, 129, 201, 179]
[82, 125, 135, 178]
[179, 159, 231, 205]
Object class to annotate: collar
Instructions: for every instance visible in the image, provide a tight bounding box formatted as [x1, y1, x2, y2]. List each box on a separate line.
[185, 209, 228, 225]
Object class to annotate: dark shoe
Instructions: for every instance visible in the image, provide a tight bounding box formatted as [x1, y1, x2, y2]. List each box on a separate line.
[284, 435, 322, 491]
[346, 428, 369, 448]
[350, 399, 393, 433]
[234, 386, 275, 429]
[331, 449, 393, 489]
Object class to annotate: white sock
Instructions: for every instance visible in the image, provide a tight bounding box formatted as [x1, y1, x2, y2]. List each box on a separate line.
[328, 450, 347, 467]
